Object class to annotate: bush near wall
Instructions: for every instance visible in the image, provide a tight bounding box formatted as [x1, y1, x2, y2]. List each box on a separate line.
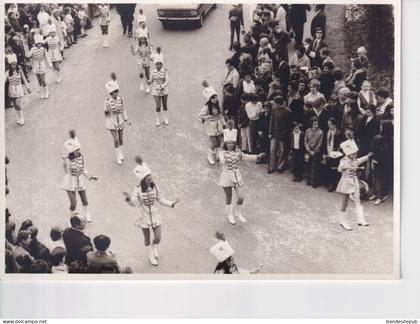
[344, 4, 395, 95]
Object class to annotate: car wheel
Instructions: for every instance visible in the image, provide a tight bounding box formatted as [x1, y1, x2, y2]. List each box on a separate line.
[196, 13, 204, 28]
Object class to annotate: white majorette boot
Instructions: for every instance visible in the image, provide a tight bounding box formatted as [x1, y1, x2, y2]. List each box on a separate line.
[139, 79, 144, 91]
[163, 111, 169, 125]
[356, 205, 369, 226]
[82, 205, 92, 223]
[148, 245, 158, 266]
[226, 204, 236, 225]
[115, 147, 122, 165]
[235, 204, 247, 223]
[155, 112, 161, 126]
[151, 243, 159, 258]
[207, 149, 215, 165]
[145, 83, 151, 94]
[339, 210, 352, 231]
[16, 110, 24, 126]
[119, 146, 124, 161]
[103, 35, 109, 48]
[44, 86, 49, 99]
[56, 70, 62, 83]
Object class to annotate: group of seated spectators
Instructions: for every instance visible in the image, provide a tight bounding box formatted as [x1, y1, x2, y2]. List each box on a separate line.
[219, 4, 394, 204]
[4, 3, 94, 108]
[5, 209, 132, 274]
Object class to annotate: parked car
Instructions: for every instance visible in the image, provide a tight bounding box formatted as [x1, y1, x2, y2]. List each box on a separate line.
[157, 4, 216, 28]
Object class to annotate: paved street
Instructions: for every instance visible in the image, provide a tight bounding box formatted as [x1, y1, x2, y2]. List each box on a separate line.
[4, 5, 395, 275]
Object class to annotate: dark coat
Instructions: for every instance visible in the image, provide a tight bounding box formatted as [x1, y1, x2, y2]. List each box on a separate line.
[63, 227, 93, 266]
[288, 92, 305, 125]
[290, 5, 311, 26]
[310, 11, 326, 37]
[306, 38, 327, 68]
[358, 116, 380, 155]
[304, 108, 329, 133]
[323, 128, 343, 155]
[274, 61, 290, 93]
[319, 72, 335, 100]
[269, 104, 290, 140]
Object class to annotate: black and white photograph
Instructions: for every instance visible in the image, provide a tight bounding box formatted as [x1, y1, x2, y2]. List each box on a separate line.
[1, 1, 399, 278]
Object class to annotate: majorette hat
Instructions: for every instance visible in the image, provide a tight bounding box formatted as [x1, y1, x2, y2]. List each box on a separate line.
[105, 80, 119, 93]
[340, 139, 359, 156]
[133, 163, 151, 180]
[210, 240, 234, 262]
[6, 54, 17, 64]
[63, 138, 81, 155]
[48, 24, 57, 34]
[203, 87, 217, 102]
[223, 129, 237, 143]
[34, 34, 44, 44]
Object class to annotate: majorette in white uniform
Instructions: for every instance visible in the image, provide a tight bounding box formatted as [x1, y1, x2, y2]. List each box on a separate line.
[5, 53, 30, 126]
[218, 130, 263, 225]
[199, 87, 226, 165]
[26, 34, 51, 99]
[336, 140, 371, 230]
[104, 80, 129, 165]
[124, 161, 179, 266]
[45, 24, 63, 83]
[61, 136, 97, 222]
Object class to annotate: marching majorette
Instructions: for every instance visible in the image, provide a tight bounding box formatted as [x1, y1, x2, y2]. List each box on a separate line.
[210, 232, 262, 274]
[336, 139, 373, 230]
[148, 58, 169, 126]
[5, 53, 30, 126]
[130, 36, 152, 93]
[104, 80, 130, 165]
[198, 88, 226, 165]
[218, 130, 265, 225]
[26, 34, 51, 99]
[98, 4, 111, 48]
[123, 155, 180, 266]
[45, 24, 64, 83]
[61, 130, 98, 223]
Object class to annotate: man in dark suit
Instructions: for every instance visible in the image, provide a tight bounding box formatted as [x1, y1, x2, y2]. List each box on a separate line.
[116, 4, 136, 37]
[63, 214, 93, 266]
[268, 94, 290, 173]
[310, 5, 326, 38]
[306, 28, 327, 68]
[324, 117, 343, 191]
[274, 51, 290, 95]
[86, 235, 120, 273]
[289, 4, 311, 45]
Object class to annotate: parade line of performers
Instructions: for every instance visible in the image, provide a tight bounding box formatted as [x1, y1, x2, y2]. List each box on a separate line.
[5, 4, 394, 274]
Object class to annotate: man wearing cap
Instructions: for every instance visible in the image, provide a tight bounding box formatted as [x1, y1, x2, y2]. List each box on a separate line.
[336, 140, 373, 230]
[19, 5, 33, 29]
[306, 27, 327, 68]
[104, 80, 129, 165]
[62, 130, 98, 222]
[123, 156, 179, 266]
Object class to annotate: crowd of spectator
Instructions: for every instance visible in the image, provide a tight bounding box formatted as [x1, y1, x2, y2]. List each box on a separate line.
[218, 4, 394, 204]
[4, 3, 96, 108]
[4, 3, 133, 274]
